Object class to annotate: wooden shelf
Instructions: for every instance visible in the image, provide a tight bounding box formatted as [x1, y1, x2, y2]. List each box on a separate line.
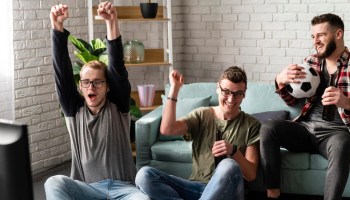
[139, 105, 161, 111]
[93, 6, 168, 21]
[95, 16, 169, 22]
[125, 49, 171, 67]
[89, 2, 173, 100]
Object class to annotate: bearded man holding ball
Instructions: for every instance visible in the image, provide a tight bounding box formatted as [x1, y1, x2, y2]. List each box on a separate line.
[260, 13, 350, 200]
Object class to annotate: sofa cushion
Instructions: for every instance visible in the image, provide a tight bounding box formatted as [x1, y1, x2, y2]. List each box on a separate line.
[251, 110, 290, 123]
[309, 154, 328, 170]
[158, 95, 211, 141]
[151, 141, 192, 163]
[280, 148, 310, 169]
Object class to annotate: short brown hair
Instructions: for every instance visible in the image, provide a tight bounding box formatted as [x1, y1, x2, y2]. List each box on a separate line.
[80, 60, 108, 80]
[219, 66, 247, 86]
[311, 13, 344, 32]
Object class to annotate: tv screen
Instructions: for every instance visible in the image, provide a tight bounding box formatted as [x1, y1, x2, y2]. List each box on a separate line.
[0, 119, 33, 200]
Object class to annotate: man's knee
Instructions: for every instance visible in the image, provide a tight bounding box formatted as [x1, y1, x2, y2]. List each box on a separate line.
[44, 175, 70, 190]
[135, 166, 155, 186]
[216, 159, 242, 177]
[215, 159, 243, 189]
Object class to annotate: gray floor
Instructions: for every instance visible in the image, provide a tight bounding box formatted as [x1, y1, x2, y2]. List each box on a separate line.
[32, 162, 71, 200]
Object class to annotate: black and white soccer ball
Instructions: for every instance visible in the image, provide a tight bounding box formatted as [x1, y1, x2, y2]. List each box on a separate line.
[286, 64, 320, 98]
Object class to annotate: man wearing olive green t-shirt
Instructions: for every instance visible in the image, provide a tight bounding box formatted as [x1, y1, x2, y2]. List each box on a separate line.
[136, 66, 261, 200]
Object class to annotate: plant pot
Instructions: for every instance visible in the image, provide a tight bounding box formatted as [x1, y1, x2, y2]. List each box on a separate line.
[140, 3, 158, 18]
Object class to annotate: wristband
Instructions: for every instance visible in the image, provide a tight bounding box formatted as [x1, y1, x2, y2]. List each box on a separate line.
[167, 97, 177, 102]
[230, 144, 237, 156]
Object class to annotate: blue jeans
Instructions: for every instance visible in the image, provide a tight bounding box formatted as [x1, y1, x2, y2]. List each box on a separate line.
[44, 175, 150, 200]
[135, 159, 244, 200]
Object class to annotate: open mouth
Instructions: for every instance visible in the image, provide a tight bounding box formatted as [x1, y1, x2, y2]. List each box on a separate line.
[88, 93, 97, 100]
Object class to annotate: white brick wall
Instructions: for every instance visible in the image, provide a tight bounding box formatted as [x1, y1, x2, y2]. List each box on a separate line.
[13, 0, 86, 174]
[175, 0, 350, 83]
[11, 0, 350, 174]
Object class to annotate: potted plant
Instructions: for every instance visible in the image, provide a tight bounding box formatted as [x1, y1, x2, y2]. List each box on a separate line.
[140, 0, 158, 18]
[68, 35, 142, 141]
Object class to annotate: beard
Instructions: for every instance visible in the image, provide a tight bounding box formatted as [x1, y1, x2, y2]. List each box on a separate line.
[316, 39, 337, 59]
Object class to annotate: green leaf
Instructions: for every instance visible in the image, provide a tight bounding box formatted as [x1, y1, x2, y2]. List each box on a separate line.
[92, 48, 107, 57]
[68, 35, 88, 53]
[74, 51, 88, 64]
[72, 62, 82, 75]
[130, 105, 142, 119]
[92, 38, 106, 50]
[75, 51, 99, 63]
[91, 38, 107, 57]
[83, 52, 99, 63]
[72, 62, 82, 85]
[130, 98, 142, 119]
[99, 54, 108, 65]
[78, 39, 94, 53]
[130, 97, 137, 106]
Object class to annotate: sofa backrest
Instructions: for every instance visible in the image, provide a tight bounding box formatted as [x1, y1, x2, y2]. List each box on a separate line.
[165, 82, 304, 119]
[241, 82, 304, 119]
[165, 83, 218, 106]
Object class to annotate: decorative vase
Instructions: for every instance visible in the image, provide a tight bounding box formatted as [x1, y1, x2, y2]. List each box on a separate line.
[137, 84, 156, 107]
[123, 40, 144, 63]
[140, 3, 158, 18]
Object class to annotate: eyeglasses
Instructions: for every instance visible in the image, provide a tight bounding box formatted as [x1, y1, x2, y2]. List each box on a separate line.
[80, 80, 106, 88]
[219, 85, 245, 99]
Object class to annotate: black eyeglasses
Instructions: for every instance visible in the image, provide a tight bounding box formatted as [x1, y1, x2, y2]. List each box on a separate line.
[219, 85, 245, 99]
[80, 80, 106, 88]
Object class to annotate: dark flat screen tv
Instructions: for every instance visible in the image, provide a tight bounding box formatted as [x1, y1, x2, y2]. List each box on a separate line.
[0, 119, 33, 200]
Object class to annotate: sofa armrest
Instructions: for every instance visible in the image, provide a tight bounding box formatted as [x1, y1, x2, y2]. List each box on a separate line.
[135, 106, 163, 170]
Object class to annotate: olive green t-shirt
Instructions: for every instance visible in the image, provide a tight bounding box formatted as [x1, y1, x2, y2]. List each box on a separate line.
[182, 107, 261, 183]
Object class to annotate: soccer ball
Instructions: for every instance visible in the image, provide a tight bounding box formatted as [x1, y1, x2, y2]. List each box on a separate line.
[286, 64, 320, 98]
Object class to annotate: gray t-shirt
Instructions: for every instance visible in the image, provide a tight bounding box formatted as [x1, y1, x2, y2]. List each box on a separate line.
[182, 107, 261, 183]
[66, 101, 136, 183]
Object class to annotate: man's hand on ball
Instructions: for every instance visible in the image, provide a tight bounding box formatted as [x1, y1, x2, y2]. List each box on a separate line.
[276, 64, 306, 88]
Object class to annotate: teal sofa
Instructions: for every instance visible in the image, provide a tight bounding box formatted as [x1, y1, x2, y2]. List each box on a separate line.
[135, 82, 350, 197]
